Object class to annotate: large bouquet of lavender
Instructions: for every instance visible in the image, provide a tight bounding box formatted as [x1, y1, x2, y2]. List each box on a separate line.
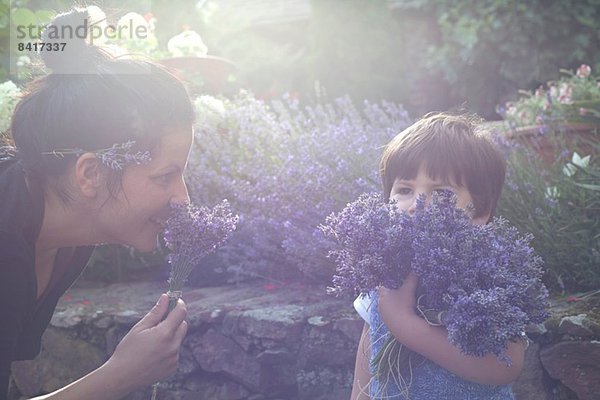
[321, 191, 549, 362]
[163, 200, 238, 304]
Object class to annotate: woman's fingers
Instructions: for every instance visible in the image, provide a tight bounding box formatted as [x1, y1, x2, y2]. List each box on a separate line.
[134, 293, 169, 331]
[162, 298, 187, 335]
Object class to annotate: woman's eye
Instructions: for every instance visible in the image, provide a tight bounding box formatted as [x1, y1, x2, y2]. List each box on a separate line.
[153, 173, 172, 184]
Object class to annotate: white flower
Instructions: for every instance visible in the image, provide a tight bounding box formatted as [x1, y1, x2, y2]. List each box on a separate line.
[0, 81, 21, 134]
[562, 152, 591, 176]
[194, 95, 226, 128]
[545, 186, 560, 199]
[168, 30, 208, 57]
[15, 55, 31, 67]
[113, 12, 158, 53]
[117, 12, 150, 35]
[86, 6, 108, 46]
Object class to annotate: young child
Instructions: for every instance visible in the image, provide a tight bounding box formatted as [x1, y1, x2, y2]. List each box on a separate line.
[350, 113, 526, 399]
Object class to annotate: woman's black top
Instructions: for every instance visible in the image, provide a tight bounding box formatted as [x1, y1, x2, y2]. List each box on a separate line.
[0, 154, 94, 399]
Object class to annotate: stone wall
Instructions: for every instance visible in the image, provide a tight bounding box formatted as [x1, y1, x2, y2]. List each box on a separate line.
[8, 282, 600, 399]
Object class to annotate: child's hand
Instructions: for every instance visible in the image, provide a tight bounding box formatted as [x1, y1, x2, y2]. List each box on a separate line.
[377, 272, 419, 330]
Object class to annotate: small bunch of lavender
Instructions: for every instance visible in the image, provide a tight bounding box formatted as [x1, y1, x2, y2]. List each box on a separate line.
[163, 200, 238, 308]
[151, 200, 237, 400]
[322, 191, 549, 363]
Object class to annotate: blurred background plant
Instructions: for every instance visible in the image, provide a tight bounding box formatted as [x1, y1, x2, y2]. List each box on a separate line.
[3, 0, 600, 118]
[495, 128, 600, 293]
[185, 91, 411, 285]
[0, 79, 20, 141]
[499, 64, 600, 129]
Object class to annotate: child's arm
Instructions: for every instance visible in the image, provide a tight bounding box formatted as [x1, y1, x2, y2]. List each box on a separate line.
[378, 273, 525, 386]
[350, 323, 372, 400]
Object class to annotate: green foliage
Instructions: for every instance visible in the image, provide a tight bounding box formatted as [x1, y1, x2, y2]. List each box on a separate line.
[497, 134, 600, 292]
[395, 0, 600, 117]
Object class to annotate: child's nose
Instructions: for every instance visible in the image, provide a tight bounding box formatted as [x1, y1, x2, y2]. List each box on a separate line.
[408, 191, 430, 215]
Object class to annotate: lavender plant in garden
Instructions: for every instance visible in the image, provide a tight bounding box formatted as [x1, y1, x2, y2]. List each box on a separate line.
[322, 190, 549, 363]
[187, 91, 412, 283]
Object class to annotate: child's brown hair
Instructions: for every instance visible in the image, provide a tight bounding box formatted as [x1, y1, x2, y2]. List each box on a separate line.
[379, 112, 506, 221]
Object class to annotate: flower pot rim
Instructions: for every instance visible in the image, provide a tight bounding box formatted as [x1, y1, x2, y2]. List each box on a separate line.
[159, 55, 238, 71]
[505, 122, 599, 138]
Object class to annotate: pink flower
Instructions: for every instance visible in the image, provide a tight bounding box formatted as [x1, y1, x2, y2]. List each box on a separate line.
[580, 108, 588, 116]
[535, 86, 544, 97]
[558, 83, 573, 104]
[576, 64, 591, 79]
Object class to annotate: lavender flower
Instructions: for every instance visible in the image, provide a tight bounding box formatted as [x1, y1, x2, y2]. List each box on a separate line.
[320, 192, 414, 297]
[163, 200, 238, 294]
[152, 200, 237, 400]
[323, 190, 549, 363]
[411, 192, 549, 361]
[187, 92, 412, 283]
[41, 140, 151, 170]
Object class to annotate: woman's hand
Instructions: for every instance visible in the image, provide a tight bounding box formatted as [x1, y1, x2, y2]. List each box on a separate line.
[377, 272, 419, 330]
[34, 294, 189, 400]
[104, 294, 189, 391]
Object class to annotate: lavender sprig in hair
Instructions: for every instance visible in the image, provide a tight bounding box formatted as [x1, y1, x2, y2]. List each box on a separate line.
[163, 200, 238, 298]
[41, 140, 151, 170]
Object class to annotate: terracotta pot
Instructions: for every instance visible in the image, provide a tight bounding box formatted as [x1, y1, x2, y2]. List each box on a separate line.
[159, 55, 237, 94]
[505, 122, 599, 165]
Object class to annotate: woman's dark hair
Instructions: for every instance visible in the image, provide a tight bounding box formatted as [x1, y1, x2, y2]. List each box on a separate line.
[10, 7, 195, 203]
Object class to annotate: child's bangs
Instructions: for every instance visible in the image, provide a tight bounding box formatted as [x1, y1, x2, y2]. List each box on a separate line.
[391, 140, 465, 187]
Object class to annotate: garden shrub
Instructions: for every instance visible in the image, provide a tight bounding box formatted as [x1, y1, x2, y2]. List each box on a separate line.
[186, 91, 411, 284]
[497, 133, 600, 292]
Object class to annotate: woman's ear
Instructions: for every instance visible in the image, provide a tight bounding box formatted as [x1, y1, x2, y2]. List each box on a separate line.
[74, 153, 103, 198]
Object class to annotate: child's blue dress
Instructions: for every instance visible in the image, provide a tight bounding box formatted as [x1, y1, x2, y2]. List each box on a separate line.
[356, 294, 516, 400]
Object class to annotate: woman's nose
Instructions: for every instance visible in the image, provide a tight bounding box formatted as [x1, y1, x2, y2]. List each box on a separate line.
[171, 176, 190, 205]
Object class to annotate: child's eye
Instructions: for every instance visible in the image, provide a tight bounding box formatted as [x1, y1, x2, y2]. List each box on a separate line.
[394, 188, 413, 196]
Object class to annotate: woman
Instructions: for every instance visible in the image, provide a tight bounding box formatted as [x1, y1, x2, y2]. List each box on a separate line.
[1, 8, 194, 399]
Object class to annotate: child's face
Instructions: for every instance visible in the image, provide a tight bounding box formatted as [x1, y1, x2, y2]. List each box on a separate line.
[390, 164, 489, 225]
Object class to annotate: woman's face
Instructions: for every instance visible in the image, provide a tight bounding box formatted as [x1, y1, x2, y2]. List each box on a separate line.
[96, 126, 194, 252]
